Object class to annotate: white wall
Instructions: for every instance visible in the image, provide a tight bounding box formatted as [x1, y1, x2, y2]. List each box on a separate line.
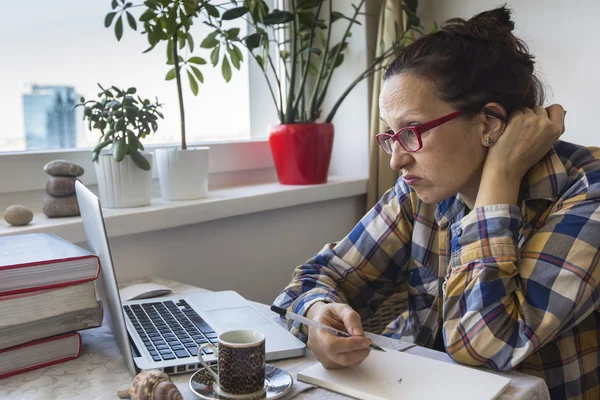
[419, 0, 599, 147]
[76, 195, 365, 305]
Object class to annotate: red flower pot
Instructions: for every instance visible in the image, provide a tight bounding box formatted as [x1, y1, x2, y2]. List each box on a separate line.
[268, 123, 334, 185]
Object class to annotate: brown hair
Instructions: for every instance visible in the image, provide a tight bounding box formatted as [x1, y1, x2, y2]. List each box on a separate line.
[383, 5, 545, 119]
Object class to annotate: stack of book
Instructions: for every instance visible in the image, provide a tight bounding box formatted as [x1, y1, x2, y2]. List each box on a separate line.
[0, 233, 102, 379]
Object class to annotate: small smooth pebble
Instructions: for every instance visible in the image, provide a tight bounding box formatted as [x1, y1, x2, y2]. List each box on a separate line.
[46, 176, 77, 197]
[43, 195, 80, 218]
[4, 205, 34, 226]
[44, 160, 84, 177]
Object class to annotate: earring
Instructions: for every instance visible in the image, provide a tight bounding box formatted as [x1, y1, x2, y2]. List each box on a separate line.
[486, 137, 493, 145]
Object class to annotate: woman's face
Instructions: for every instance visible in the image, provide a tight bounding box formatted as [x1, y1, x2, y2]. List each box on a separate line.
[379, 73, 487, 204]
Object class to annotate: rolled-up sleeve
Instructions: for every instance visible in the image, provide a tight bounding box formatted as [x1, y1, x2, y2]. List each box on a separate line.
[443, 190, 600, 371]
[273, 180, 416, 341]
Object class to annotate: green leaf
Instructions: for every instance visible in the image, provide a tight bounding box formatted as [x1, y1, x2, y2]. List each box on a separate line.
[263, 10, 294, 25]
[127, 131, 140, 150]
[129, 150, 151, 170]
[331, 11, 346, 23]
[228, 46, 240, 70]
[333, 53, 344, 68]
[143, 43, 157, 53]
[204, 3, 219, 18]
[190, 65, 204, 83]
[297, 0, 321, 9]
[126, 11, 137, 30]
[188, 56, 206, 65]
[166, 39, 173, 64]
[111, 0, 118, 9]
[104, 12, 117, 27]
[221, 56, 232, 82]
[187, 71, 199, 95]
[222, 7, 249, 20]
[244, 33, 261, 50]
[226, 27, 240, 39]
[139, 9, 156, 22]
[297, 11, 316, 28]
[232, 45, 243, 63]
[115, 17, 124, 41]
[187, 33, 194, 52]
[255, 55, 264, 68]
[127, 87, 137, 94]
[210, 46, 220, 66]
[113, 137, 127, 161]
[165, 68, 176, 80]
[200, 32, 219, 48]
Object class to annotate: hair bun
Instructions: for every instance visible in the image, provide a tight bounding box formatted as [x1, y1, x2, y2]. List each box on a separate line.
[442, 5, 515, 41]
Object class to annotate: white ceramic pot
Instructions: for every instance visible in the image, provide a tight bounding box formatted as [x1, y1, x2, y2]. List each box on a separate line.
[155, 147, 209, 200]
[94, 153, 153, 208]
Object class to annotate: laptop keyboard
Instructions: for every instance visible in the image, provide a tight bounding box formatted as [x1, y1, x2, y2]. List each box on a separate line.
[123, 299, 218, 362]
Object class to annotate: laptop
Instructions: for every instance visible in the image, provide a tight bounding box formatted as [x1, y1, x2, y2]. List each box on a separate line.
[75, 181, 305, 376]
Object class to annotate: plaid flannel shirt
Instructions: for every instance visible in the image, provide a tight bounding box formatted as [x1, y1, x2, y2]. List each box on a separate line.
[274, 141, 600, 400]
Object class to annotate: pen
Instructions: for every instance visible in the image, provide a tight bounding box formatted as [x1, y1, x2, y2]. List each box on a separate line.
[271, 305, 386, 352]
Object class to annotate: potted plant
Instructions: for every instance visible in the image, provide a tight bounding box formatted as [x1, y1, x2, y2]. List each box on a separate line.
[105, 0, 425, 186]
[198, 0, 425, 184]
[76, 84, 163, 208]
[105, 0, 212, 200]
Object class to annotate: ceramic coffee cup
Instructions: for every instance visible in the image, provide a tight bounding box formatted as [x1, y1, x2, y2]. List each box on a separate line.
[197, 329, 266, 396]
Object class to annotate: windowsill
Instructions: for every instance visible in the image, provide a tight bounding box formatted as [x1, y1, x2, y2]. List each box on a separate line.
[0, 175, 368, 243]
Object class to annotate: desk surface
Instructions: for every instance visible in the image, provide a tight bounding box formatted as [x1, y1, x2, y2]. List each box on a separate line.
[0, 278, 550, 400]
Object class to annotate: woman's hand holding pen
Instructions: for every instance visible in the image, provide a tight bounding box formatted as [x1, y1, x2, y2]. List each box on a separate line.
[306, 302, 372, 369]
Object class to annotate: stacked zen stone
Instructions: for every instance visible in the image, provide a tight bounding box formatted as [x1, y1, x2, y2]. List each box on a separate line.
[43, 160, 84, 218]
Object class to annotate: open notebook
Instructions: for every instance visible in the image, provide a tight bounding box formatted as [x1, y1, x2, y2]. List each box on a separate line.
[298, 348, 511, 400]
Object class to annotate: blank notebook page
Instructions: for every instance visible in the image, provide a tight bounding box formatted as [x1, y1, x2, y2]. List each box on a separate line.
[298, 348, 511, 400]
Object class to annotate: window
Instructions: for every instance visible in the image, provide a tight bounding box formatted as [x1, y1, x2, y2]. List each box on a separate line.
[1, 0, 255, 153]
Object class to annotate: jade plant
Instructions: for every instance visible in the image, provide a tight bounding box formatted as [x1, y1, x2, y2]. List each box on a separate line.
[76, 84, 164, 171]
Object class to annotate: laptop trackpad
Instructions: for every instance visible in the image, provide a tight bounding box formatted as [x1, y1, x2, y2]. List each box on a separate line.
[207, 306, 272, 330]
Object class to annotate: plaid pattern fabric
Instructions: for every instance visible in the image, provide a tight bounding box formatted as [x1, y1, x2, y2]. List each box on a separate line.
[273, 141, 600, 400]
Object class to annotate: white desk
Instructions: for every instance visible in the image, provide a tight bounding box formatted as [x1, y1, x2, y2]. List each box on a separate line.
[0, 278, 550, 400]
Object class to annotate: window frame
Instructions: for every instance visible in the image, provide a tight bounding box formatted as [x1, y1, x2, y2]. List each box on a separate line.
[0, 2, 279, 195]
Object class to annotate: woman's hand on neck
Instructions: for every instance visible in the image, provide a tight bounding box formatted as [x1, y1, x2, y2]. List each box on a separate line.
[470, 105, 565, 210]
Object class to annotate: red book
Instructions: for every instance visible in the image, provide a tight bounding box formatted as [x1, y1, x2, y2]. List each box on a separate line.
[0, 332, 81, 379]
[0, 233, 100, 296]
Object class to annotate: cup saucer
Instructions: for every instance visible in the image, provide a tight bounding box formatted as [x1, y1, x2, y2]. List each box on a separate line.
[189, 364, 293, 400]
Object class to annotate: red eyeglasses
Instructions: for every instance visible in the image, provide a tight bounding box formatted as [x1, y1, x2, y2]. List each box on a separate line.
[376, 110, 464, 154]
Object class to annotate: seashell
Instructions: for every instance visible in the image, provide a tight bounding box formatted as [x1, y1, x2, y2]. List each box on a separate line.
[117, 369, 183, 400]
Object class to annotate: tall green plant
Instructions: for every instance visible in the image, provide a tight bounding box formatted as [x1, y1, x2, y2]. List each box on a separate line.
[105, 0, 428, 137]
[106, 0, 213, 150]
[202, 0, 428, 124]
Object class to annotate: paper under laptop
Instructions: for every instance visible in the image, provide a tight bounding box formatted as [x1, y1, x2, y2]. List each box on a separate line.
[298, 348, 511, 400]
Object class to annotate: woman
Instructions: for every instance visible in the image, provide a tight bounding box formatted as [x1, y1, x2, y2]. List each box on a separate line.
[273, 6, 600, 400]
